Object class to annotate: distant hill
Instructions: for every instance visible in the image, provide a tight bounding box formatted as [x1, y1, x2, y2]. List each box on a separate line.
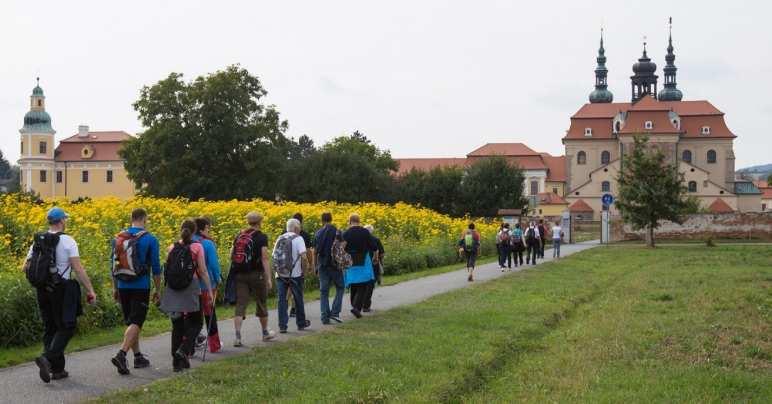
[737, 163, 772, 180]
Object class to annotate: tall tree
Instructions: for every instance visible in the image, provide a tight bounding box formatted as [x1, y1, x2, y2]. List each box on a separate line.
[460, 157, 528, 217]
[120, 65, 291, 199]
[616, 136, 690, 247]
[397, 166, 465, 216]
[0, 150, 11, 179]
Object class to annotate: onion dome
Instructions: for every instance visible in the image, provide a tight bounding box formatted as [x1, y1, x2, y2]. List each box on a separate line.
[630, 40, 659, 102]
[589, 29, 613, 103]
[658, 17, 683, 101]
[21, 78, 54, 133]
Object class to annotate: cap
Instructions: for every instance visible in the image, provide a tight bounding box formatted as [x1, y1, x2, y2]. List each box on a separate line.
[46, 207, 69, 223]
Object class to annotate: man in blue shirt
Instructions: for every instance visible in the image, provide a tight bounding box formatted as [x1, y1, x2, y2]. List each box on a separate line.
[314, 212, 344, 324]
[193, 217, 222, 353]
[110, 208, 161, 375]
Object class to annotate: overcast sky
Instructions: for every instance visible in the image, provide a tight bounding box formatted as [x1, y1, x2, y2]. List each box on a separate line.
[1, 0, 770, 167]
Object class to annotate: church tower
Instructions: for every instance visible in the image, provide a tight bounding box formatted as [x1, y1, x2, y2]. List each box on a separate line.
[589, 29, 614, 103]
[630, 41, 658, 102]
[18, 78, 56, 198]
[658, 18, 684, 101]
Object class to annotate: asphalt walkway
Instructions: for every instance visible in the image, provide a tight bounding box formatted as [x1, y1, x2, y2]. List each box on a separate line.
[0, 240, 599, 404]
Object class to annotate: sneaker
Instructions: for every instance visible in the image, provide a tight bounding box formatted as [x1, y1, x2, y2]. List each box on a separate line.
[279, 328, 288, 334]
[262, 329, 276, 341]
[350, 309, 362, 319]
[195, 334, 206, 349]
[501, 268, 505, 272]
[111, 351, 130, 375]
[329, 316, 343, 323]
[298, 320, 311, 330]
[173, 348, 190, 370]
[363, 308, 371, 313]
[172, 357, 184, 373]
[134, 353, 150, 369]
[34, 356, 52, 383]
[51, 370, 69, 380]
[289, 307, 296, 317]
[322, 319, 331, 325]
[467, 274, 473, 282]
[233, 338, 243, 347]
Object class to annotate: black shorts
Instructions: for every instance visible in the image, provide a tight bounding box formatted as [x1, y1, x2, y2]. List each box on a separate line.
[119, 289, 150, 327]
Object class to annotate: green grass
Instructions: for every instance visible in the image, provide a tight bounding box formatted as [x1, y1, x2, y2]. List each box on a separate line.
[0, 255, 495, 369]
[96, 245, 772, 403]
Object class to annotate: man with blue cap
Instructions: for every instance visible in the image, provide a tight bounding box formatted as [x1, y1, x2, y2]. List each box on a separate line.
[24, 207, 96, 383]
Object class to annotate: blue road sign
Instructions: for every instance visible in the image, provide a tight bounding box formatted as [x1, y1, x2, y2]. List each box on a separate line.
[602, 193, 614, 207]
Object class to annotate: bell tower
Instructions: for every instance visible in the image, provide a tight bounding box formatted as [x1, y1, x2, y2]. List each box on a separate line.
[18, 78, 56, 197]
[630, 40, 658, 102]
[589, 28, 614, 103]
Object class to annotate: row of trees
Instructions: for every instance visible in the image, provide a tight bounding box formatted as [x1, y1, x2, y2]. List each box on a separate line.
[120, 65, 529, 217]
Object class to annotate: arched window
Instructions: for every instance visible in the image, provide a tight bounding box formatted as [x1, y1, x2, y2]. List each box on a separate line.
[688, 181, 697, 192]
[602, 181, 610, 193]
[577, 151, 587, 165]
[707, 149, 717, 164]
[682, 150, 692, 163]
[601, 150, 610, 165]
[614, 121, 621, 133]
[530, 180, 539, 195]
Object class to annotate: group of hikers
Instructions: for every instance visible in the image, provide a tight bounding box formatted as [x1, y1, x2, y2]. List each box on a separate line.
[457, 219, 564, 281]
[23, 207, 384, 382]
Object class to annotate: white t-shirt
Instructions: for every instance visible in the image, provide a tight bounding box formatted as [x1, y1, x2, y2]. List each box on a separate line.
[26, 232, 79, 280]
[552, 226, 562, 240]
[276, 232, 307, 278]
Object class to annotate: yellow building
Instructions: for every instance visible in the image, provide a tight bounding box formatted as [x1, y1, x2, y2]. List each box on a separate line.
[17, 80, 136, 199]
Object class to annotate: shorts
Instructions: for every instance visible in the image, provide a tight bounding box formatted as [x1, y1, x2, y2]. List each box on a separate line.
[119, 289, 150, 327]
[235, 270, 268, 318]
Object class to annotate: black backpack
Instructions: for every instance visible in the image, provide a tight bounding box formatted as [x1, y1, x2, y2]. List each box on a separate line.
[525, 228, 536, 245]
[26, 232, 62, 289]
[165, 242, 195, 290]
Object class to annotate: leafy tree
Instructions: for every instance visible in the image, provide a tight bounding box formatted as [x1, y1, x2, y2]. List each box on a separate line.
[0, 150, 11, 178]
[397, 166, 465, 216]
[767, 173, 772, 187]
[460, 157, 528, 217]
[0, 150, 20, 193]
[616, 136, 690, 247]
[281, 131, 398, 203]
[120, 65, 291, 200]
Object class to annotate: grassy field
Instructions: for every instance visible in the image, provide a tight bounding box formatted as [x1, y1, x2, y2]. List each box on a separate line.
[96, 245, 772, 403]
[0, 256, 496, 369]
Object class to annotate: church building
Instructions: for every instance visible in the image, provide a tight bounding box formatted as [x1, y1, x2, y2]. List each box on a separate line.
[17, 80, 137, 199]
[564, 21, 761, 219]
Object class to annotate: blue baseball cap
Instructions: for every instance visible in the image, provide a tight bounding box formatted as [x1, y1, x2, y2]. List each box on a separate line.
[46, 207, 69, 223]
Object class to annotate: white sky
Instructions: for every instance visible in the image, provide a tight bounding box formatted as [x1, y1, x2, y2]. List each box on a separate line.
[1, 0, 770, 167]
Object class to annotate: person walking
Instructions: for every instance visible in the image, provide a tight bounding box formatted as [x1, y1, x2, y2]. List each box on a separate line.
[273, 218, 311, 333]
[511, 222, 525, 267]
[314, 212, 344, 324]
[25, 207, 97, 383]
[288, 213, 313, 318]
[362, 225, 385, 312]
[458, 223, 481, 281]
[525, 221, 541, 266]
[109, 208, 161, 375]
[343, 214, 378, 317]
[551, 221, 564, 259]
[538, 219, 547, 258]
[497, 223, 512, 271]
[159, 219, 214, 372]
[229, 212, 275, 346]
[192, 217, 222, 353]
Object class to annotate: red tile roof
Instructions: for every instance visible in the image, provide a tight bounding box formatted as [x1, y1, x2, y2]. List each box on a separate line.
[395, 158, 467, 175]
[571, 99, 723, 119]
[506, 155, 547, 170]
[568, 199, 594, 212]
[761, 188, 772, 199]
[541, 153, 566, 182]
[618, 111, 682, 135]
[467, 143, 539, 157]
[708, 198, 734, 214]
[537, 192, 568, 205]
[60, 131, 133, 143]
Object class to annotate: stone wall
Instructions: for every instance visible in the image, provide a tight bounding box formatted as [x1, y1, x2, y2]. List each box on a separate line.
[611, 212, 772, 241]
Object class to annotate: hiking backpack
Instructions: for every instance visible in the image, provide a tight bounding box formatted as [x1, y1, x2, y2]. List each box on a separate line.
[230, 229, 256, 271]
[525, 228, 536, 245]
[272, 234, 300, 278]
[463, 232, 476, 252]
[165, 242, 195, 290]
[332, 238, 353, 270]
[499, 230, 510, 245]
[25, 232, 61, 288]
[112, 231, 148, 281]
[511, 230, 522, 245]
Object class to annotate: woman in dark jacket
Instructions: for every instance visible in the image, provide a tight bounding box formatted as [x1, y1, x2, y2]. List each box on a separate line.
[342, 214, 377, 318]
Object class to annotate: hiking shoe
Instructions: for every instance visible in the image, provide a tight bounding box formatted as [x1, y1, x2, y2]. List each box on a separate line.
[329, 316, 343, 323]
[233, 338, 243, 347]
[289, 307, 296, 317]
[279, 328, 288, 334]
[111, 351, 130, 375]
[350, 309, 362, 319]
[363, 308, 371, 313]
[322, 319, 331, 325]
[174, 348, 190, 370]
[134, 353, 150, 369]
[262, 329, 276, 341]
[298, 320, 311, 330]
[34, 356, 51, 383]
[195, 334, 207, 349]
[51, 371, 69, 380]
[467, 274, 473, 282]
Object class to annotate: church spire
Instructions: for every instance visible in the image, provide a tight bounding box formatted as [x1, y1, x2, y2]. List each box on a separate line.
[589, 28, 613, 103]
[658, 17, 683, 101]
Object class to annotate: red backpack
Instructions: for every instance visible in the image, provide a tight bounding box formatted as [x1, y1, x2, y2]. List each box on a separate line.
[231, 229, 257, 271]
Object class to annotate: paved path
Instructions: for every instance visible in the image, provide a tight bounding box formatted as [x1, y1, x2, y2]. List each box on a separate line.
[0, 241, 599, 404]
